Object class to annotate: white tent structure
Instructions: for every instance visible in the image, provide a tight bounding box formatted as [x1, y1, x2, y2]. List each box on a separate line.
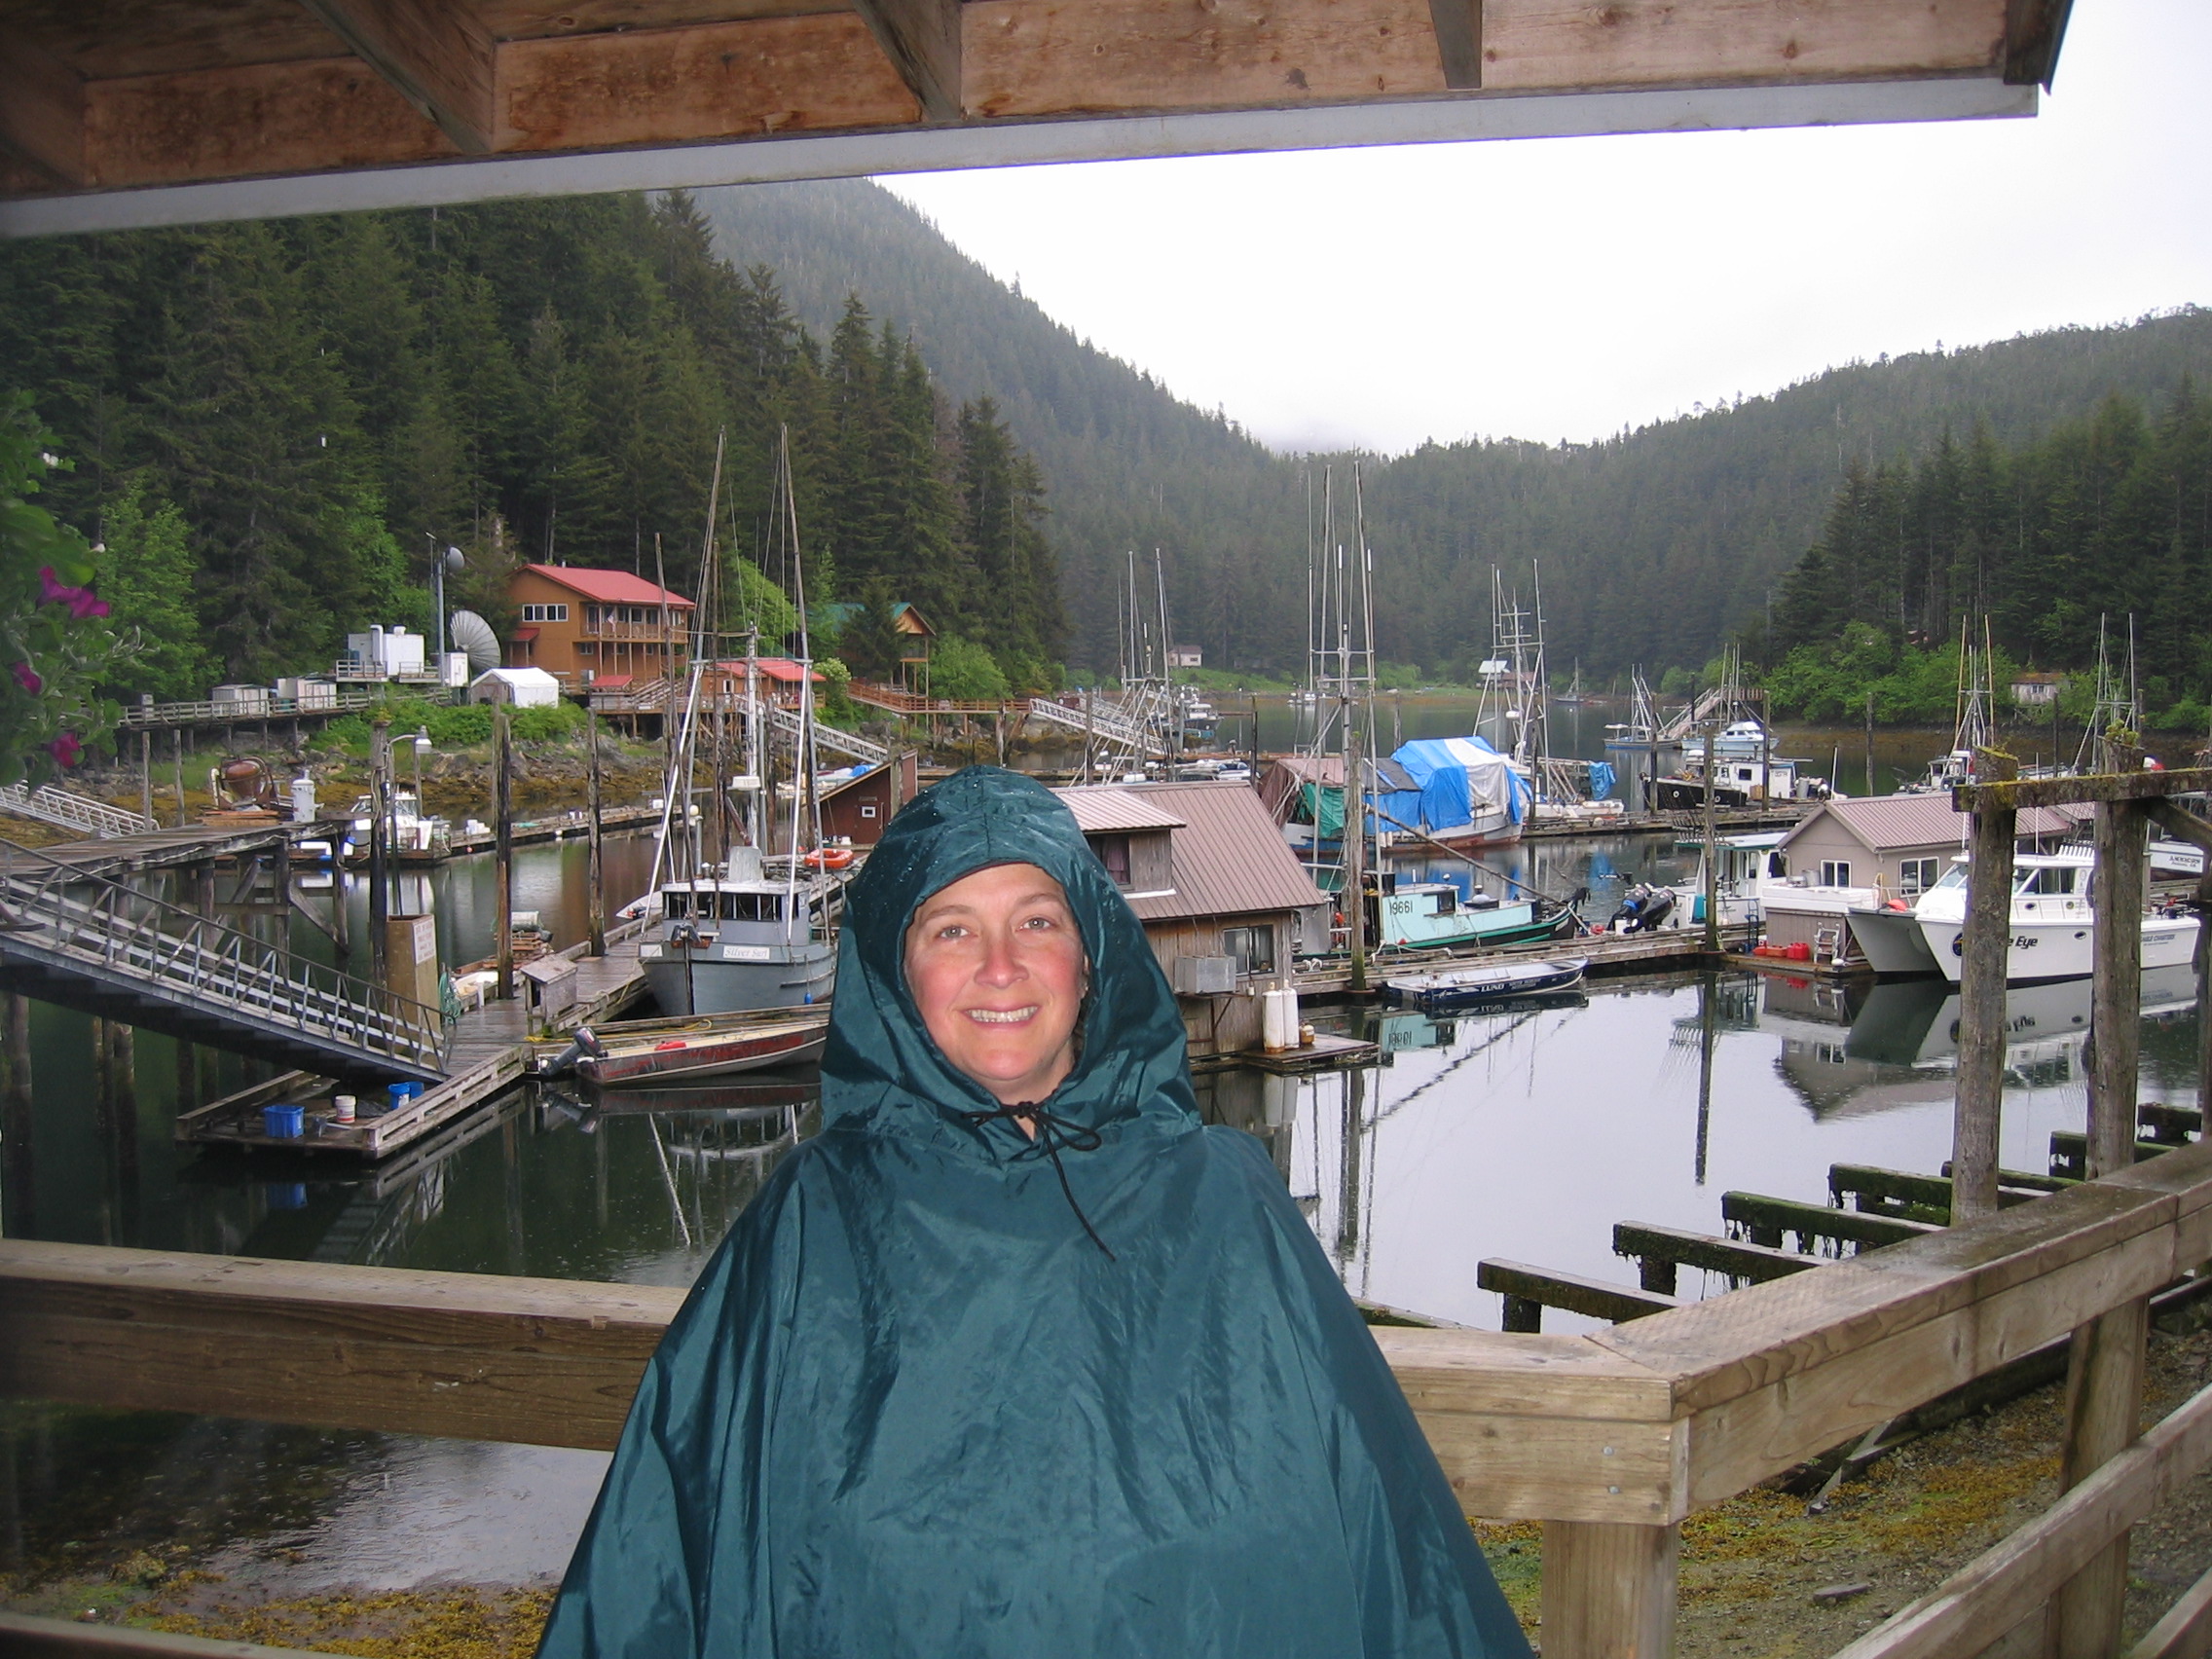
[467, 667, 562, 709]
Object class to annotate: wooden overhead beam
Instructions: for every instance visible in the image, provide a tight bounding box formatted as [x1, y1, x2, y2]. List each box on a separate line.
[296, 0, 498, 154]
[964, 0, 2006, 120]
[1956, 768, 2212, 815]
[851, 0, 964, 122]
[14, 0, 2020, 197]
[1427, 0, 1482, 91]
[0, 36, 89, 187]
[2147, 800, 2212, 858]
[2002, 0, 2074, 88]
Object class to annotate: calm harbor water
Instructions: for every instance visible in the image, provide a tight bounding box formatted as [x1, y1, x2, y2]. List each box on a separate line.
[2, 744, 2202, 1601]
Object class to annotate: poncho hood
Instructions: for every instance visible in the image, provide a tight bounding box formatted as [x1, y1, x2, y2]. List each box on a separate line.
[820, 765, 1198, 1155]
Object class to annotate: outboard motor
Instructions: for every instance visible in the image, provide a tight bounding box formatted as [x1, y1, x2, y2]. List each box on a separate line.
[539, 1025, 608, 1078]
[1610, 883, 1676, 934]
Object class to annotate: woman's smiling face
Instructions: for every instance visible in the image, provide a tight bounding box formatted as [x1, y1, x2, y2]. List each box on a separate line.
[903, 862, 1087, 1107]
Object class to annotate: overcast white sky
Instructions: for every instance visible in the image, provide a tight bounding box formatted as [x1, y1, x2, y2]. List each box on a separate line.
[880, 0, 2210, 457]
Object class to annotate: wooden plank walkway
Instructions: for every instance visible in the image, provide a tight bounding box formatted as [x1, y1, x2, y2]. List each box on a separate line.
[177, 924, 652, 1161]
[1293, 923, 1738, 996]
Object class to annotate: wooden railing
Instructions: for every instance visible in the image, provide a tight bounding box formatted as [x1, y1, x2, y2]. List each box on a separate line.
[3, 1137, 2208, 1658]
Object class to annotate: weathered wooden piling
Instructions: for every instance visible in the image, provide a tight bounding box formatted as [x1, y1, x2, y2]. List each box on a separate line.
[0, 991, 32, 1233]
[1952, 746, 2017, 1221]
[1952, 757, 2212, 1659]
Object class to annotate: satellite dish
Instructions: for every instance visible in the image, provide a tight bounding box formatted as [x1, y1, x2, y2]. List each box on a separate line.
[449, 609, 501, 677]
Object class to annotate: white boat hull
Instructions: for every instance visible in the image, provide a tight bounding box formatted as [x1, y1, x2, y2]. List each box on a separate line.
[1917, 911, 2200, 983]
[1844, 906, 1942, 976]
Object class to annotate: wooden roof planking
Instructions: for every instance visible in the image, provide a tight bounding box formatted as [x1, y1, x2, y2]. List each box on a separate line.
[1, 0, 2074, 238]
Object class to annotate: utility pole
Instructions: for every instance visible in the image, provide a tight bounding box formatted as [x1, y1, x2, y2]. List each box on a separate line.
[495, 705, 515, 1001]
[1702, 720, 1719, 952]
[587, 706, 607, 956]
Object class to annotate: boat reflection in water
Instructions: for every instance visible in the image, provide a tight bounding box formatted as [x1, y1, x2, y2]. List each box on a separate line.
[1760, 964, 2199, 1120]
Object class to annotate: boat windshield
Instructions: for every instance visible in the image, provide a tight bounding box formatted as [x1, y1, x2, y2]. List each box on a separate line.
[1931, 865, 1970, 894]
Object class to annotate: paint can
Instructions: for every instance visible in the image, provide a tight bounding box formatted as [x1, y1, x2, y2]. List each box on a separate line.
[332, 1094, 356, 1124]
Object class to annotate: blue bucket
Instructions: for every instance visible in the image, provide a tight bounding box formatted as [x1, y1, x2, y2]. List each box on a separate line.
[387, 1081, 424, 1110]
[261, 1104, 304, 1139]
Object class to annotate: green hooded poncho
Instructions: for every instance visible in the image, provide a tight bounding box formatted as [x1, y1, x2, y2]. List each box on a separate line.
[537, 766, 1530, 1659]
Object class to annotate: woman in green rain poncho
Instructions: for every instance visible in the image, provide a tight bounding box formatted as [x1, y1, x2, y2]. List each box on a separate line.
[537, 766, 1530, 1659]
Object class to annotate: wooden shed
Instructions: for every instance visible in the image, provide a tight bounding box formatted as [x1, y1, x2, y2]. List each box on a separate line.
[1774, 793, 2080, 900]
[1057, 782, 1328, 1055]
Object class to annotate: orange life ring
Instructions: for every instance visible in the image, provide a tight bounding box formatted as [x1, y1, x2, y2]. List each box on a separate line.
[803, 846, 855, 870]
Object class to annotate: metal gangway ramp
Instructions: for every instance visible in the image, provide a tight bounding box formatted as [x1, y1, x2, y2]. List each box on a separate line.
[0, 839, 445, 1084]
[0, 783, 158, 839]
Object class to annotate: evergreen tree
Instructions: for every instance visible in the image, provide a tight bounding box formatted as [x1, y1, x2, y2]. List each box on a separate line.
[92, 477, 217, 700]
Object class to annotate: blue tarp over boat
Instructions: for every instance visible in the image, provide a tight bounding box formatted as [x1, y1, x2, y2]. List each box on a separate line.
[1380, 736, 1531, 833]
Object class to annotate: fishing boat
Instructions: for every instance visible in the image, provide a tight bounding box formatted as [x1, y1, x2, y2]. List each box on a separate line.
[566, 1008, 829, 1087]
[639, 427, 850, 1018]
[1910, 849, 2200, 983]
[1368, 876, 1583, 950]
[1382, 955, 1588, 1010]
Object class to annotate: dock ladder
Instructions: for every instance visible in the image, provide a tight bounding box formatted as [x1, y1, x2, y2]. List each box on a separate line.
[0, 838, 445, 1084]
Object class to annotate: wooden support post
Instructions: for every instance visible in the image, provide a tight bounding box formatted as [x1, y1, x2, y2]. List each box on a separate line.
[2197, 866, 2212, 1122]
[2054, 1294, 2150, 1659]
[496, 704, 515, 1002]
[2053, 782, 2152, 1659]
[587, 707, 606, 957]
[2087, 792, 2147, 1179]
[368, 716, 391, 990]
[1953, 750, 2018, 1221]
[1543, 1521, 1678, 1659]
[0, 991, 33, 1235]
[171, 729, 186, 829]
[138, 725, 152, 825]
[108, 1021, 138, 1235]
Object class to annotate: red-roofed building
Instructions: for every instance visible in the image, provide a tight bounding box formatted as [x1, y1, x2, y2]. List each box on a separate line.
[506, 564, 694, 685]
[705, 658, 825, 708]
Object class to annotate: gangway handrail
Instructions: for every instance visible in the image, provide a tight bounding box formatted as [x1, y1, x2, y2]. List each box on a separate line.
[0, 835, 443, 1074]
[0, 782, 158, 837]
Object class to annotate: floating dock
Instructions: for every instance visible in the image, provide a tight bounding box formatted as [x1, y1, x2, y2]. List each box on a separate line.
[177, 926, 653, 1159]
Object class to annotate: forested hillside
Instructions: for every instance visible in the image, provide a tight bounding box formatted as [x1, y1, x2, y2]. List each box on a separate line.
[3, 170, 2206, 702]
[699, 179, 2212, 687]
[697, 182, 1301, 676]
[0, 192, 1065, 694]
[1761, 386, 2212, 728]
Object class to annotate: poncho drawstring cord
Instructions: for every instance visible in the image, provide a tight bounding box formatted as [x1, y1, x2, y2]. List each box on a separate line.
[959, 1100, 1117, 1261]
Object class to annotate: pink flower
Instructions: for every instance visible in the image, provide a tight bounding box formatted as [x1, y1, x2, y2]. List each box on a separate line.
[46, 732, 81, 767]
[36, 566, 110, 620]
[11, 661, 41, 695]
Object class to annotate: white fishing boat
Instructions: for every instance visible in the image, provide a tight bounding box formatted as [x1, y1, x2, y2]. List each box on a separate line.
[1910, 849, 2200, 983]
[638, 427, 849, 1018]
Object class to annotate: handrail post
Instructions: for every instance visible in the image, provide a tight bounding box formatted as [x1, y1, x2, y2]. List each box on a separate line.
[1543, 1521, 1677, 1659]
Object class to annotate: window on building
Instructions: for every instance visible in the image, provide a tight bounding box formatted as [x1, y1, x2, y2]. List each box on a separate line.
[520, 603, 570, 623]
[1899, 858, 1940, 895]
[584, 605, 604, 631]
[1819, 860, 1853, 888]
[1221, 925, 1275, 977]
[1091, 834, 1131, 888]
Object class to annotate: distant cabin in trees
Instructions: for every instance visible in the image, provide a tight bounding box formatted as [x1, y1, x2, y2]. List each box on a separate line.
[504, 565, 695, 686]
[1168, 645, 1202, 669]
[822, 599, 937, 694]
[2010, 672, 2067, 708]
